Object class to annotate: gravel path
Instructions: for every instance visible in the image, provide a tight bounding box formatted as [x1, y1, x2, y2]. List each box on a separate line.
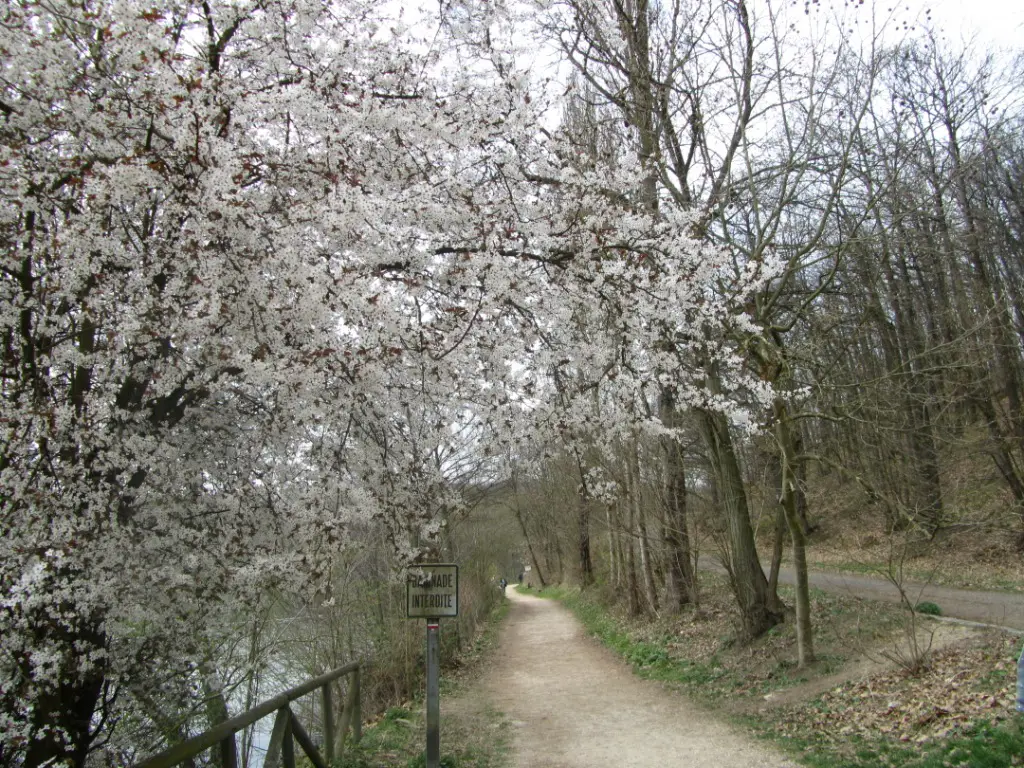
[466, 588, 797, 768]
[779, 567, 1024, 631]
[699, 560, 1024, 631]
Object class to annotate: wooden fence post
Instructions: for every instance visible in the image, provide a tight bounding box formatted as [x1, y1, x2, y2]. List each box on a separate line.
[218, 734, 238, 768]
[281, 710, 296, 768]
[336, 673, 356, 757]
[289, 715, 328, 768]
[322, 683, 335, 765]
[263, 708, 290, 768]
[352, 666, 362, 743]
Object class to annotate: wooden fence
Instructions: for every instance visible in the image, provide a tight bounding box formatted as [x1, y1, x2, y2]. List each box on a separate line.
[135, 661, 363, 768]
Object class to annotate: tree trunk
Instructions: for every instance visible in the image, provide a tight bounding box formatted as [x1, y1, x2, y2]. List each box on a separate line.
[22, 622, 106, 768]
[638, 503, 660, 614]
[513, 505, 548, 588]
[625, 514, 643, 616]
[660, 387, 697, 610]
[606, 504, 620, 587]
[574, 451, 595, 586]
[766, 487, 787, 613]
[554, 534, 565, 584]
[577, 494, 594, 587]
[613, 500, 628, 588]
[625, 454, 645, 616]
[203, 668, 238, 768]
[774, 399, 815, 667]
[698, 391, 781, 640]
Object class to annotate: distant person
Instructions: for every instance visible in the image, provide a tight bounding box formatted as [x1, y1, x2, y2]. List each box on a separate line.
[517, 572, 524, 584]
[498, 577, 507, 595]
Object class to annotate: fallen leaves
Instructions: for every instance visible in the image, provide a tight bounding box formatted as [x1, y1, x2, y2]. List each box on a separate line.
[776, 633, 1020, 746]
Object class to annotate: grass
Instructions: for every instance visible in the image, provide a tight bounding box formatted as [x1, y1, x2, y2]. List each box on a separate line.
[527, 582, 857, 703]
[539, 587, 726, 686]
[336, 699, 506, 768]
[785, 720, 1024, 768]
[337, 597, 513, 768]
[336, 706, 418, 768]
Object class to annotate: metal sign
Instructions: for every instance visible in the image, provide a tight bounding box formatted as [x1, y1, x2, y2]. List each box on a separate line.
[406, 563, 459, 618]
[406, 564, 458, 768]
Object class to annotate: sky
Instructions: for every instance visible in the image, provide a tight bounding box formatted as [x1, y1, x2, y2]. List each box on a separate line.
[895, 0, 1024, 47]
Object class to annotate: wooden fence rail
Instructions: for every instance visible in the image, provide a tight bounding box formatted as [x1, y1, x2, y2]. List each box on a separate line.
[134, 661, 363, 768]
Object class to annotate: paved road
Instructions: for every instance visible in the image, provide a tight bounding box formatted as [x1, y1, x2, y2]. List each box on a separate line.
[702, 560, 1024, 631]
[471, 588, 797, 768]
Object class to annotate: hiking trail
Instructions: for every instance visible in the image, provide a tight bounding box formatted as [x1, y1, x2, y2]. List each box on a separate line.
[445, 588, 797, 768]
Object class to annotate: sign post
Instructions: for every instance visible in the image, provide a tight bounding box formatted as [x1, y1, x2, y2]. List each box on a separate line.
[407, 564, 458, 768]
[426, 620, 440, 767]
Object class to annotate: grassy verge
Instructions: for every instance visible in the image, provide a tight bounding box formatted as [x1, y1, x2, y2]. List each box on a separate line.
[777, 719, 1024, 768]
[530, 577, 1024, 767]
[526, 584, 739, 693]
[338, 598, 512, 768]
[527, 580, 895, 703]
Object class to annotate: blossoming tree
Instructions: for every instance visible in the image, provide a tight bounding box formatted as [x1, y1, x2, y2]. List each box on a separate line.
[0, 1, 768, 763]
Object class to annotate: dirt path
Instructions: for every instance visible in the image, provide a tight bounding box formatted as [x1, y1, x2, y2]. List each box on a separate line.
[450, 588, 797, 768]
[783, 567, 1024, 630]
[697, 559, 1024, 630]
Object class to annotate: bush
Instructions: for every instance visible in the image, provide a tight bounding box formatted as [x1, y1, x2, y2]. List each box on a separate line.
[626, 642, 671, 668]
[914, 601, 942, 616]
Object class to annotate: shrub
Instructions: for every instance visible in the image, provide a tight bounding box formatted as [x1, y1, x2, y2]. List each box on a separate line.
[914, 601, 942, 616]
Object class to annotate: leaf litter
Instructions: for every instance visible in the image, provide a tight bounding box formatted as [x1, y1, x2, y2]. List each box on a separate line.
[775, 631, 1021, 746]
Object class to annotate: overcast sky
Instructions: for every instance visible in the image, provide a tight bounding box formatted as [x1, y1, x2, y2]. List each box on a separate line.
[899, 0, 1024, 46]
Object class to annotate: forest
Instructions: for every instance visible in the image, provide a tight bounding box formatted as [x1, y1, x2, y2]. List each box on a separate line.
[1, 0, 1022, 765]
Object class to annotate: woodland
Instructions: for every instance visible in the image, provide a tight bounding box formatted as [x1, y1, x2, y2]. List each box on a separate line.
[1, 0, 1023, 766]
